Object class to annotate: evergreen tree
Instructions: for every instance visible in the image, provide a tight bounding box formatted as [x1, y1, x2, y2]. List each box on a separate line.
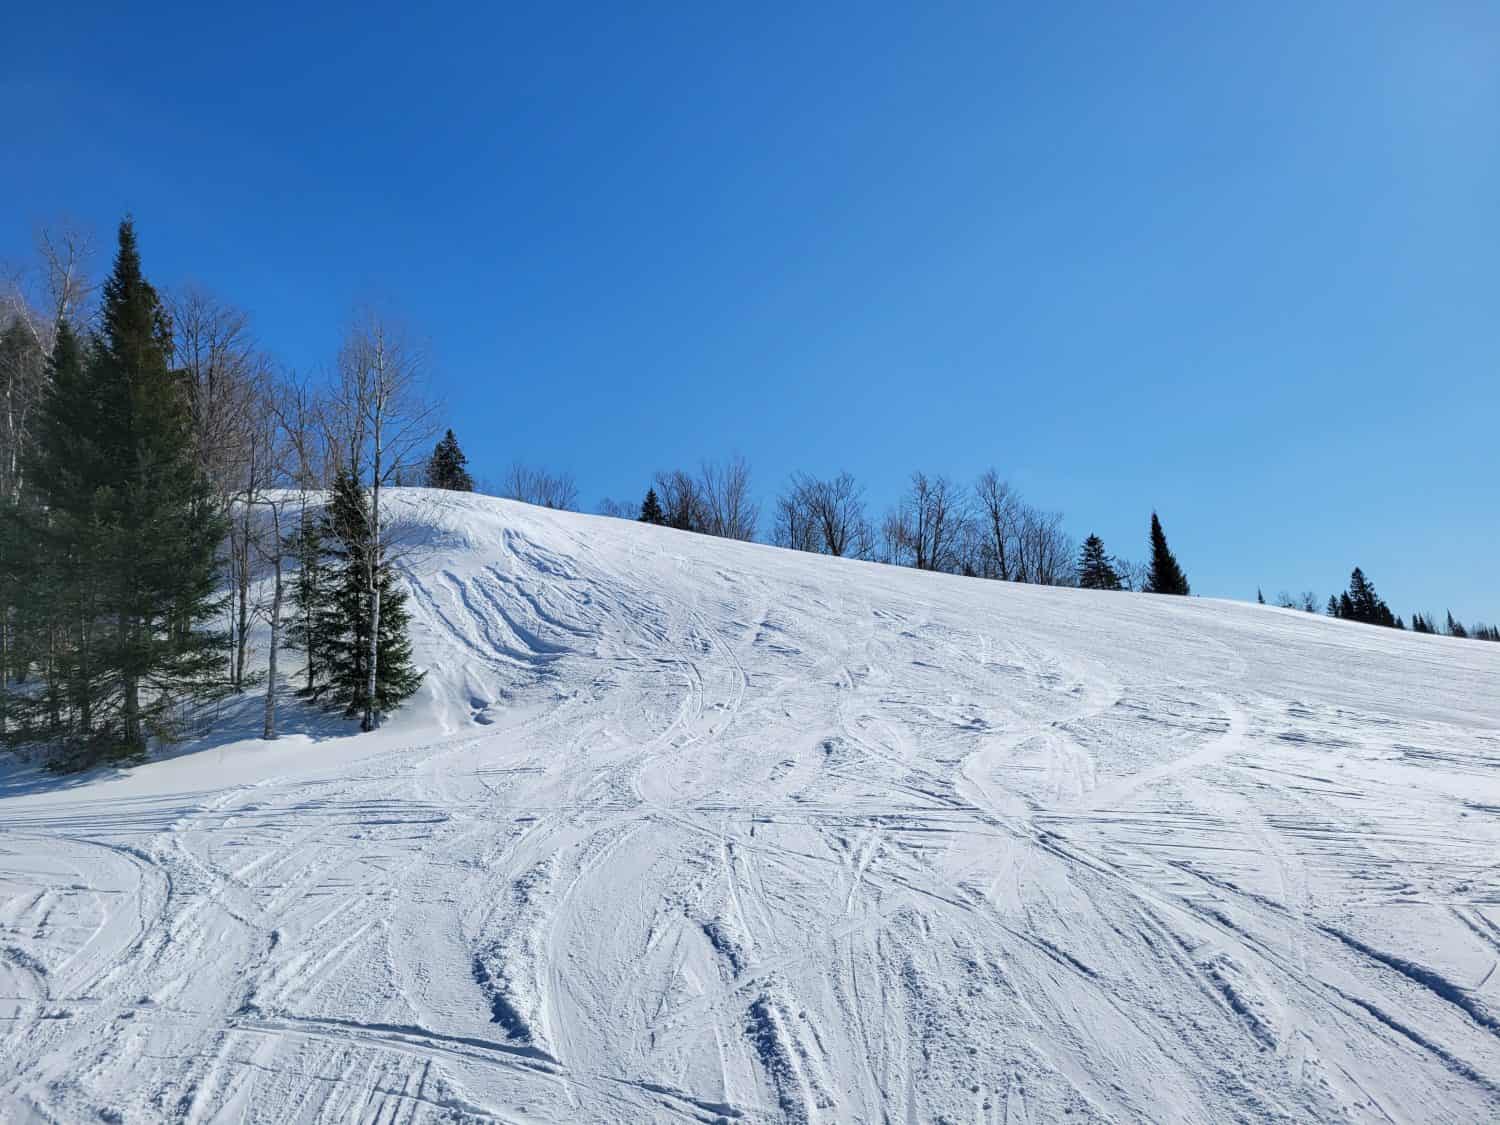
[425, 429, 474, 491]
[1077, 534, 1122, 590]
[322, 472, 422, 721]
[639, 488, 665, 525]
[1144, 513, 1190, 595]
[286, 504, 340, 698]
[1446, 612, 1468, 639]
[1333, 567, 1396, 627]
[1327, 595, 1339, 617]
[1256, 588, 1265, 605]
[20, 221, 227, 766]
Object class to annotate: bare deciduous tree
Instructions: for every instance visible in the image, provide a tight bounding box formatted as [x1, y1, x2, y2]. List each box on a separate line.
[1115, 557, 1149, 592]
[500, 463, 580, 510]
[653, 469, 706, 532]
[771, 490, 819, 552]
[171, 285, 263, 496]
[886, 472, 969, 572]
[596, 497, 638, 519]
[1014, 507, 1074, 586]
[974, 469, 1021, 580]
[170, 288, 273, 691]
[255, 374, 331, 738]
[971, 469, 1075, 586]
[774, 471, 871, 557]
[698, 456, 759, 541]
[36, 224, 95, 334]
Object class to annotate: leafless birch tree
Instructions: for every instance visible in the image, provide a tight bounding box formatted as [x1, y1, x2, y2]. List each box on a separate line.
[330, 311, 436, 731]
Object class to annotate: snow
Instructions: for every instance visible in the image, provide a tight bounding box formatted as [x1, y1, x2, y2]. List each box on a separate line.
[2, 488, 1499, 1123]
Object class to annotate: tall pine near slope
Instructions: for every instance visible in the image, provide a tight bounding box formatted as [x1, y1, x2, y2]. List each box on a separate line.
[24, 222, 227, 764]
[639, 488, 665, 525]
[322, 471, 422, 721]
[1144, 512, 1190, 596]
[1328, 568, 1397, 627]
[425, 429, 474, 491]
[1077, 534, 1122, 590]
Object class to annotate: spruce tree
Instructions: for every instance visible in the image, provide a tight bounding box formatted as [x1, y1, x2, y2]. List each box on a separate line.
[1144, 513, 1190, 596]
[286, 505, 340, 698]
[1335, 567, 1397, 627]
[425, 429, 474, 491]
[323, 472, 422, 721]
[639, 488, 665, 525]
[1077, 534, 1122, 590]
[24, 222, 227, 765]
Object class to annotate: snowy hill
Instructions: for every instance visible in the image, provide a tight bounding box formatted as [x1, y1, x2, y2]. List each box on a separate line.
[3, 488, 1499, 1123]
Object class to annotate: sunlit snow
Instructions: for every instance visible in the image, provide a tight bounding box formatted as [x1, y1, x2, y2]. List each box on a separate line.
[3, 490, 1498, 1122]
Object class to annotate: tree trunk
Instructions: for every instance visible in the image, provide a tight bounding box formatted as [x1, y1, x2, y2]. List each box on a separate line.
[263, 504, 283, 740]
[363, 445, 381, 732]
[121, 612, 141, 749]
[263, 567, 282, 738]
[234, 505, 251, 690]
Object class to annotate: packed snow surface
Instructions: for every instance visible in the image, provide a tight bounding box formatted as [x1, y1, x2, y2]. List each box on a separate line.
[3, 490, 1499, 1123]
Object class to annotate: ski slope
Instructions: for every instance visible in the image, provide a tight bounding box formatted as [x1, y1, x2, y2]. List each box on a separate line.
[3, 489, 1499, 1124]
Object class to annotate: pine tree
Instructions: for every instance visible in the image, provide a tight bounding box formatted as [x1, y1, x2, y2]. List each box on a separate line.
[1256, 588, 1265, 604]
[1446, 612, 1468, 639]
[22, 221, 227, 766]
[425, 429, 474, 491]
[639, 488, 665, 525]
[286, 504, 340, 698]
[1334, 567, 1397, 627]
[1327, 595, 1340, 617]
[1077, 534, 1122, 590]
[322, 472, 422, 721]
[1144, 513, 1190, 595]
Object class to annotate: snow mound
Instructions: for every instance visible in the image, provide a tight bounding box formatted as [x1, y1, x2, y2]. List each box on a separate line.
[3, 488, 1500, 1122]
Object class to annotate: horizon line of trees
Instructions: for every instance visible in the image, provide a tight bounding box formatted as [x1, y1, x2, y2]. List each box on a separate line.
[5, 215, 1492, 775]
[620, 463, 1193, 595]
[1252, 567, 1498, 643]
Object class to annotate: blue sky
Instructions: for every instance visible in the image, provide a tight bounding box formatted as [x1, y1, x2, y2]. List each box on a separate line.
[5, 2, 1497, 621]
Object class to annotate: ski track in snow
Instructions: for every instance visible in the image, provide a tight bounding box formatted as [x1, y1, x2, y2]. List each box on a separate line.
[2, 490, 1500, 1123]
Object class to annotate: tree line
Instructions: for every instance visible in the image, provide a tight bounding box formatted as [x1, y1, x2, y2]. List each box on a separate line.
[0, 219, 461, 769]
[1247, 566, 1496, 641]
[3, 217, 1491, 769]
[618, 464, 1489, 637]
[624, 462, 1193, 595]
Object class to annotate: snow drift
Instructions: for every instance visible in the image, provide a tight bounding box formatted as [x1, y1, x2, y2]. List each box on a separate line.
[2, 489, 1499, 1123]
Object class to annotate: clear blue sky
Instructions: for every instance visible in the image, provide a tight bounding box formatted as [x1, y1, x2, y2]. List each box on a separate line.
[5, 2, 1497, 622]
